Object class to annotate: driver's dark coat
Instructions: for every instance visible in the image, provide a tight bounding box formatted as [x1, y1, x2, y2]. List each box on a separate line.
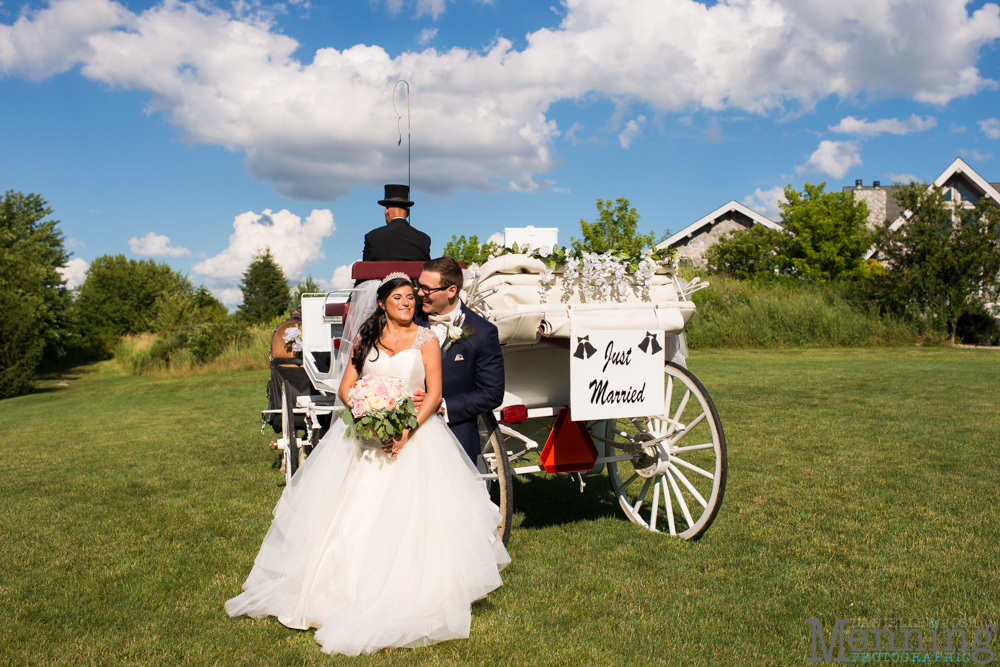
[362, 218, 431, 262]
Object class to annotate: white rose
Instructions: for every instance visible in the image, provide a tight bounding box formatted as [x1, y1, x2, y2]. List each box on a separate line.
[538, 244, 552, 257]
[448, 325, 464, 340]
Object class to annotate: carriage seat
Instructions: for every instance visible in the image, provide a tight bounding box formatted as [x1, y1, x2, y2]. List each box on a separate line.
[326, 260, 467, 318]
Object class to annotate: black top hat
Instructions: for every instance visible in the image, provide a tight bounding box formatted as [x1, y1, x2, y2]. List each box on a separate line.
[378, 184, 414, 208]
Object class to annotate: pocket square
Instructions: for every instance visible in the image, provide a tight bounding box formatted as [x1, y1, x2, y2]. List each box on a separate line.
[453, 354, 464, 361]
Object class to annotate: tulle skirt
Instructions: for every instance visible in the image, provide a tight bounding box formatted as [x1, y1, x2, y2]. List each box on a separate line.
[225, 417, 510, 655]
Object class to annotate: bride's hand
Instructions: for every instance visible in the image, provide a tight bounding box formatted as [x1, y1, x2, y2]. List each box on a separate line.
[383, 429, 413, 457]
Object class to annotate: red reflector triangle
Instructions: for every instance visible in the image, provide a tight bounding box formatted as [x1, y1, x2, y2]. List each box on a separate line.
[540, 408, 599, 474]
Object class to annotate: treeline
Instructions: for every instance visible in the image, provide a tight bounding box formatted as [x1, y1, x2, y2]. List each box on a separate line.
[0, 189, 314, 399]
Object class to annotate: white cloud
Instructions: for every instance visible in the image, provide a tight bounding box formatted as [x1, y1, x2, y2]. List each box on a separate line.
[214, 287, 244, 308]
[486, 232, 504, 245]
[128, 231, 191, 257]
[66, 237, 85, 249]
[742, 186, 786, 220]
[796, 140, 863, 179]
[193, 209, 335, 295]
[887, 172, 920, 184]
[618, 115, 645, 149]
[958, 148, 993, 162]
[828, 115, 936, 137]
[57, 257, 89, 289]
[980, 118, 1000, 139]
[417, 28, 438, 46]
[3, 0, 999, 198]
[319, 263, 358, 291]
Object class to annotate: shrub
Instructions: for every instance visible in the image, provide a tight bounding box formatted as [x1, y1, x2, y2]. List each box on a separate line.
[189, 320, 249, 364]
[683, 274, 936, 349]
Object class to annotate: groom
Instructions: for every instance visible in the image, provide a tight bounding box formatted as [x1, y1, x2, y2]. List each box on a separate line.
[412, 257, 505, 463]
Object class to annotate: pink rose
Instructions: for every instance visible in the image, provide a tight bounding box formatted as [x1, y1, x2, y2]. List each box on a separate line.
[388, 384, 402, 399]
[387, 397, 397, 410]
[352, 401, 367, 418]
[375, 383, 389, 396]
[360, 374, 374, 385]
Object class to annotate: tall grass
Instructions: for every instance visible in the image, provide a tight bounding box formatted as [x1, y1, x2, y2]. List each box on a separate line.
[114, 322, 273, 378]
[683, 274, 940, 348]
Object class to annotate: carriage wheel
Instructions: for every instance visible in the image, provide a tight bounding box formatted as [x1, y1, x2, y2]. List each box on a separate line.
[281, 381, 299, 483]
[478, 413, 513, 547]
[606, 362, 726, 539]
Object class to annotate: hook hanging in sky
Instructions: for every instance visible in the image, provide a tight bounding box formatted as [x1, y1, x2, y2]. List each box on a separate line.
[392, 79, 411, 196]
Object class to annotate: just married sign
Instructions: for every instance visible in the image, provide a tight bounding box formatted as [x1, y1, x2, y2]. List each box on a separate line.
[569, 329, 665, 421]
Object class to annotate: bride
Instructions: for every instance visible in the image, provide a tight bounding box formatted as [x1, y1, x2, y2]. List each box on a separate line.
[226, 274, 510, 655]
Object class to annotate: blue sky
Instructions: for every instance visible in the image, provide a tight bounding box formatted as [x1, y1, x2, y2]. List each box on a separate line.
[3, 0, 1000, 305]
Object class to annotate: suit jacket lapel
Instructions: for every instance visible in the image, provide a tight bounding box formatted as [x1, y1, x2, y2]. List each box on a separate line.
[441, 303, 469, 360]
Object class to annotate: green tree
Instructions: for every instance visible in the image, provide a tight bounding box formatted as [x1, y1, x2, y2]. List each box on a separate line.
[289, 275, 322, 312]
[238, 247, 289, 324]
[571, 197, 655, 255]
[0, 191, 72, 398]
[778, 183, 872, 280]
[868, 183, 1000, 343]
[73, 255, 193, 356]
[442, 235, 501, 266]
[705, 224, 788, 279]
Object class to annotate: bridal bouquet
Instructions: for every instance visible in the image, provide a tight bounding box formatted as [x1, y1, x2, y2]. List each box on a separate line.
[341, 374, 419, 443]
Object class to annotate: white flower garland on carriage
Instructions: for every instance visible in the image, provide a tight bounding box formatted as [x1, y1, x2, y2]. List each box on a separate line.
[459, 241, 708, 367]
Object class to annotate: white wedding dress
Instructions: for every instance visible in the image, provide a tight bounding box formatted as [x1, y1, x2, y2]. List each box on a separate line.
[226, 330, 510, 655]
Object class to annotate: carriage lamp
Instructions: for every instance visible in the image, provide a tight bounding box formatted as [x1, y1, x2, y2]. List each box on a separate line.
[500, 405, 528, 424]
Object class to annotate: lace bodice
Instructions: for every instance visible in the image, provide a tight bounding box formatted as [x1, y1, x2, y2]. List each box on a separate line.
[360, 326, 435, 393]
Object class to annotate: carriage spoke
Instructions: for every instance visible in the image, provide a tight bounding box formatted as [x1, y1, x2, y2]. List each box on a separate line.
[664, 377, 675, 435]
[662, 477, 676, 536]
[670, 442, 715, 454]
[666, 411, 706, 449]
[622, 472, 639, 488]
[666, 470, 694, 529]
[633, 477, 653, 514]
[672, 389, 691, 426]
[668, 463, 708, 509]
[649, 479, 661, 533]
[671, 455, 714, 480]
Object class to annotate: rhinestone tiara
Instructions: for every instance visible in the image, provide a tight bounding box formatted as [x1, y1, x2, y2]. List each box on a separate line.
[379, 271, 412, 287]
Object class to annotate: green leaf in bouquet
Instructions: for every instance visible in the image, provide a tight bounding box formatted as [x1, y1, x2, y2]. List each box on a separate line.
[340, 411, 352, 426]
[362, 416, 371, 425]
[408, 416, 418, 429]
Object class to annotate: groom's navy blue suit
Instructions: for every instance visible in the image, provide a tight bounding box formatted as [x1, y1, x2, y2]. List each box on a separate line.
[418, 302, 505, 463]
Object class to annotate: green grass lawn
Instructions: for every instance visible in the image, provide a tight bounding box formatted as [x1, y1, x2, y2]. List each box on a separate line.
[2, 349, 998, 666]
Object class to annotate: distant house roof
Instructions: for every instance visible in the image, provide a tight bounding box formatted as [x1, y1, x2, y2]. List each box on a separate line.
[655, 200, 783, 250]
[865, 157, 1000, 258]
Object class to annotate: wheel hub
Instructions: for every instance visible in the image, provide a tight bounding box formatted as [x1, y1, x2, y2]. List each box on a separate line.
[631, 431, 670, 478]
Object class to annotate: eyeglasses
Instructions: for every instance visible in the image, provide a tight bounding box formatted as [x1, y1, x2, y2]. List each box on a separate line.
[414, 282, 447, 295]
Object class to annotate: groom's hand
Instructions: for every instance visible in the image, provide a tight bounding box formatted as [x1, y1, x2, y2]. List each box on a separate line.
[412, 389, 425, 409]
[412, 390, 444, 414]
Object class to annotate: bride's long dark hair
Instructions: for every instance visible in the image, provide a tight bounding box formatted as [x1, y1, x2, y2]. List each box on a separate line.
[350, 276, 416, 374]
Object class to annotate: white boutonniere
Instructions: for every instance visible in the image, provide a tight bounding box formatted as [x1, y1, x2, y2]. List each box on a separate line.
[442, 314, 474, 352]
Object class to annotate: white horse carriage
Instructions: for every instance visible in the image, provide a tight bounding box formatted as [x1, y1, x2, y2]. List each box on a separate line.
[263, 255, 727, 544]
